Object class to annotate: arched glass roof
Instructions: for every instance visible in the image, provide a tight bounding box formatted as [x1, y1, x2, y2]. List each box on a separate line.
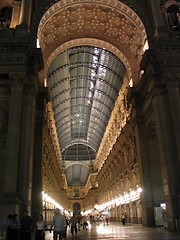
[47, 45, 126, 186]
[65, 164, 90, 187]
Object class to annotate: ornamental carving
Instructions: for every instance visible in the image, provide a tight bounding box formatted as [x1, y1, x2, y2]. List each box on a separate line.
[0, 104, 9, 134]
[0, 84, 11, 95]
[96, 77, 132, 171]
[0, 103, 9, 150]
[38, 1, 147, 71]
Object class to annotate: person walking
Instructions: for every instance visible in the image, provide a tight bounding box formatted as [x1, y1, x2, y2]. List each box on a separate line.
[69, 213, 78, 239]
[1, 214, 13, 240]
[20, 210, 34, 240]
[12, 213, 20, 240]
[51, 208, 66, 240]
[82, 215, 88, 230]
[121, 214, 126, 225]
[76, 213, 82, 231]
[62, 213, 69, 240]
[105, 215, 109, 225]
[35, 214, 45, 240]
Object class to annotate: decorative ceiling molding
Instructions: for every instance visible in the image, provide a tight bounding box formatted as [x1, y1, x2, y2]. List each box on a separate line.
[37, 0, 148, 82]
[38, 0, 146, 38]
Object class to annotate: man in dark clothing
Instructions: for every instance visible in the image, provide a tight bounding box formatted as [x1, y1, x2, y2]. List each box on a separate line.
[69, 213, 78, 239]
[20, 210, 34, 240]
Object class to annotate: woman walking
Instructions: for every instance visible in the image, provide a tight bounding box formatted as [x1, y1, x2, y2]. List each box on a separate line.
[35, 214, 45, 240]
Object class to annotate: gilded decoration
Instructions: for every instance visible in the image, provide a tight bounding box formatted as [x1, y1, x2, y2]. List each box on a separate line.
[38, 1, 147, 69]
[96, 77, 132, 171]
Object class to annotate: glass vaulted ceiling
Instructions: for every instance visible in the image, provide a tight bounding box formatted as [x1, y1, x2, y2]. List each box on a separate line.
[47, 45, 126, 182]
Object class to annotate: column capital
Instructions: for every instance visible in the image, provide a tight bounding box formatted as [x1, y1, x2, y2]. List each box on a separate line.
[153, 78, 168, 96]
[9, 72, 25, 87]
[12, 0, 21, 7]
[23, 81, 38, 97]
[0, 83, 11, 96]
[163, 73, 180, 88]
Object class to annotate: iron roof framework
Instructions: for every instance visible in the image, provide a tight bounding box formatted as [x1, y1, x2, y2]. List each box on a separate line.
[47, 45, 127, 186]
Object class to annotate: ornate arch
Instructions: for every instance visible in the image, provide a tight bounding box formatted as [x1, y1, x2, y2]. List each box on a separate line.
[37, 0, 149, 83]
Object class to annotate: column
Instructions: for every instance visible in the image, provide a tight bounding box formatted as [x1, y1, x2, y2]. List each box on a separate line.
[19, 0, 32, 27]
[152, 84, 180, 231]
[10, 1, 21, 28]
[149, 0, 169, 39]
[147, 122, 164, 206]
[166, 77, 180, 163]
[18, 80, 37, 213]
[31, 92, 45, 219]
[134, 109, 155, 226]
[2, 74, 24, 214]
[150, 0, 164, 29]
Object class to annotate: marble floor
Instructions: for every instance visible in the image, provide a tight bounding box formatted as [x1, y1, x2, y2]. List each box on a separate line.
[45, 222, 180, 240]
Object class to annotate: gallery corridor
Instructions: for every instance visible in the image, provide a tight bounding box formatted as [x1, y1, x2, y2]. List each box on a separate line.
[45, 222, 180, 240]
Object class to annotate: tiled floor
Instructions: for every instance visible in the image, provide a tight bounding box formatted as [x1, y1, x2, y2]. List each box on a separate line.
[45, 222, 180, 240]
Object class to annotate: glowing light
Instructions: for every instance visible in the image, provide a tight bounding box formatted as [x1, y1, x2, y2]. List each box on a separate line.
[42, 192, 64, 211]
[160, 203, 166, 209]
[143, 40, 149, 52]
[83, 187, 143, 214]
[36, 38, 40, 48]
[44, 78, 47, 87]
[94, 204, 100, 210]
[83, 209, 92, 215]
[129, 78, 133, 87]
[137, 187, 142, 193]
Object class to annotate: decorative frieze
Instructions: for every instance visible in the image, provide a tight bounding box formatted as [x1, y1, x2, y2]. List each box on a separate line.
[0, 103, 9, 150]
[0, 84, 11, 96]
[23, 82, 38, 97]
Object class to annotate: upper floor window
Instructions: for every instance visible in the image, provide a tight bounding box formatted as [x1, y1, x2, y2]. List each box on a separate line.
[0, 7, 12, 29]
[166, 4, 180, 31]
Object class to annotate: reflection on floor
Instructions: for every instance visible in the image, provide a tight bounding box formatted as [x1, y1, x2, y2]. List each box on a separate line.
[45, 221, 180, 240]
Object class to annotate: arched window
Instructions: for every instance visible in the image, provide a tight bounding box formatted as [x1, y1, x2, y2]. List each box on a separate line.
[0, 7, 12, 29]
[166, 4, 180, 31]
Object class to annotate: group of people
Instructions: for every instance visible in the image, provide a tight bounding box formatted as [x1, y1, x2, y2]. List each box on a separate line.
[51, 209, 88, 240]
[1, 213, 20, 240]
[1, 208, 90, 240]
[1, 210, 45, 240]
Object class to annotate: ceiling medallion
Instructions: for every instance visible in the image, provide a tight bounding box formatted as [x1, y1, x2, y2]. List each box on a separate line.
[82, 10, 95, 21]
[112, 17, 122, 29]
[97, 12, 109, 23]
[82, 23, 94, 32]
[109, 28, 119, 38]
[68, 13, 79, 23]
[69, 23, 79, 32]
[97, 24, 107, 33]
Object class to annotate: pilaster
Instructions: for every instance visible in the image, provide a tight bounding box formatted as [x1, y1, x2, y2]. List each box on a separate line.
[149, 0, 170, 39]
[152, 82, 180, 231]
[0, 73, 24, 216]
[140, 43, 180, 230]
[165, 75, 180, 164]
[31, 90, 46, 219]
[19, 0, 32, 28]
[17, 79, 37, 213]
[133, 105, 155, 226]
